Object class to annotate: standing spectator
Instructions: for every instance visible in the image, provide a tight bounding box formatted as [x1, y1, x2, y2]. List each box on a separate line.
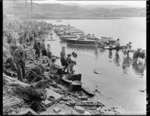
[60, 46, 68, 71]
[13, 46, 27, 82]
[66, 54, 76, 74]
[40, 39, 47, 56]
[33, 40, 41, 60]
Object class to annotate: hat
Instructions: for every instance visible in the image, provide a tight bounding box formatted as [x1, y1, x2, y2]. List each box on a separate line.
[72, 52, 77, 58]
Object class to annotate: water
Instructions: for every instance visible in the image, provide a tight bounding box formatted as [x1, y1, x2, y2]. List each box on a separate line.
[43, 18, 146, 114]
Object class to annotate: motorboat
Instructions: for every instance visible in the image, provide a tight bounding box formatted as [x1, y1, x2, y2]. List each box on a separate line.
[65, 36, 101, 46]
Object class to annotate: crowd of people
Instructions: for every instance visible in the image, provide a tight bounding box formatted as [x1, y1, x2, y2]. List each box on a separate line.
[108, 38, 146, 64]
[3, 19, 77, 83]
[3, 18, 146, 83]
[107, 38, 146, 75]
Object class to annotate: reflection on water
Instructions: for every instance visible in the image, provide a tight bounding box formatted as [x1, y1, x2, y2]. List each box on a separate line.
[114, 51, 120, 67]
[122, 57, 132, 74]
[67, 43, 96, 51]
[100, 47, 105, 52]
[109, 50, 113, 59]
[45, 18, 146, 114]
[95, 46, 98, 59]
[132, 58, 146, 76]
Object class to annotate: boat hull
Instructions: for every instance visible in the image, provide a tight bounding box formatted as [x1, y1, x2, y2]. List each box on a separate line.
[104, 45, 126, 50]
[66, 39, 99, 45]
[59, 36, 78, 41]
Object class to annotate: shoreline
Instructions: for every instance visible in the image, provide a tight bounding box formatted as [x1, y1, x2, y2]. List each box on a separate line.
[3, 17, 146, 115]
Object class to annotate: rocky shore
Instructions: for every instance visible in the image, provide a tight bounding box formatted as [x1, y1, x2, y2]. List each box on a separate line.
[3, 17, 123, 115]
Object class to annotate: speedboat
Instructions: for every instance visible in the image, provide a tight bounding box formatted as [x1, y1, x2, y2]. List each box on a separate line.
[65, 36, 101, 45]
[59, 34, 79, 41]
[101, 37, 116, 44]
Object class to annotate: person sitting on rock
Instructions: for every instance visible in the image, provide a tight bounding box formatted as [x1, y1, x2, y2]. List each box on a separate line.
[66, 54, 76, 74]
[49, 57, 64, 76]
[4, 56, 17, 74]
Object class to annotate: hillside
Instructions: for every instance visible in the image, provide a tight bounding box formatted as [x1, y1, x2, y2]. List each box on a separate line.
[3, 1, 146, 19]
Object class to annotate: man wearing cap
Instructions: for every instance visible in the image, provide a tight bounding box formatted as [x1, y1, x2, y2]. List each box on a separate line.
[13, 46, 27, 81]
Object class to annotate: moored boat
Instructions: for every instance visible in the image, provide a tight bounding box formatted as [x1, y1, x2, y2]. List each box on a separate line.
[65, 36, 101, 46]
[101, 37, 116, 44]
[62, 74, 82, 85]
[104, 45, 126, 50]
[81, 87, 95, 97]
[59, 35, 79, 41]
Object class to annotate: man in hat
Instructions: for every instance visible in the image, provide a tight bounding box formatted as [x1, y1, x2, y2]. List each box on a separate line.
[13, 45, 27, 81]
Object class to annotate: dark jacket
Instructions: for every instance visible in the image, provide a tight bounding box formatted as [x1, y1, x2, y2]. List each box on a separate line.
[13, 48, 27, 63]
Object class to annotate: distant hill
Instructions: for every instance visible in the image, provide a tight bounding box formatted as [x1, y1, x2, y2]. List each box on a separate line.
[3, 1, 146, 19]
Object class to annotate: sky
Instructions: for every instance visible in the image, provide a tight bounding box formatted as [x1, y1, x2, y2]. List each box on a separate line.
[31, 0, 146, 7]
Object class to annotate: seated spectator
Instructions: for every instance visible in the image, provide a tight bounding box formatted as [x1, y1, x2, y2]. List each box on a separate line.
[66, 54, 76, 74]
[50, 57, 64, 75]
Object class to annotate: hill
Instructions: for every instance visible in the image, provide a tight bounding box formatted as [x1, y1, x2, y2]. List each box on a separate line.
[3, 1, 146, 19]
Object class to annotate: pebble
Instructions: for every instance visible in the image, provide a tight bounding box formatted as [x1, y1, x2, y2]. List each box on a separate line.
[53, 108, 61, 113]
[75, 106, 85, 113]
[84, 111, 91, 115]
[59, 100, 64, 104]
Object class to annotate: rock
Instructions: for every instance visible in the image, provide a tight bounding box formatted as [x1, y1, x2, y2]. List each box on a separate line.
[75, 106, 85, 113]
[59, 100, 64, 104]
[71, 110, 81, 115]
[17, 108, 38, 115]
[79, 96, 88, 100]
[53, 107, 61, 113]
[62, 97, 70, 101]
[84, 111, 91, 115]
[104, 110, 116, 115]
[58, 111, 67, 115]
